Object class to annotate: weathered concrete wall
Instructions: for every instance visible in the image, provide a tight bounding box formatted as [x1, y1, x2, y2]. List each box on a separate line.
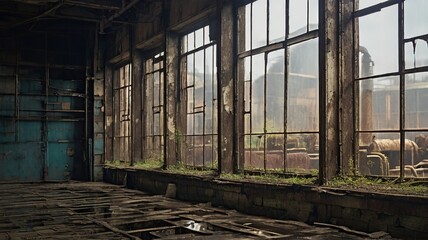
[104, 167, 428, 239]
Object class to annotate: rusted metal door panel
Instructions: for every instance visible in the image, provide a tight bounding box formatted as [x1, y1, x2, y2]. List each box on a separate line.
[0, 143, 44, 182]
[45, 74, 85, 181]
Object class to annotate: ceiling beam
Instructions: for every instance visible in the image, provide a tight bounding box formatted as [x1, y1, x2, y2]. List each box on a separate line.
[64, 0, 120, 10]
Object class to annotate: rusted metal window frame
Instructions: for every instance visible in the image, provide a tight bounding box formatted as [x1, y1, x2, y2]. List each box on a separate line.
[179, 25, 218, 169]
[236, 0, 320, 173]
[353, 0, 428, 180]
[113, 63, 132, 163]
[142, 51, 165, 162]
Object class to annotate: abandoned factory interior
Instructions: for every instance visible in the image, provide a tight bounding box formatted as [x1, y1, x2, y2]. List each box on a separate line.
[0, 0, 427, 239]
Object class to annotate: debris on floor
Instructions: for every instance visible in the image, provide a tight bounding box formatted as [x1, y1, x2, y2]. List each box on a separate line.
[0, 182, 393, 239]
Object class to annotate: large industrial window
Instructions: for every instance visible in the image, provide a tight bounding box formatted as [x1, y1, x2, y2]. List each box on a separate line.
[237, 0, 319, 173]
[113, 64, 132, 164]
[354, 0, 428, 178]
[180, 25, 218, 169]
[143, 52, 165, 162]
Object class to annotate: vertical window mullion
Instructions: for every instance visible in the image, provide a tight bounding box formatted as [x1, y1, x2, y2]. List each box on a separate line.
[399, 0, 405, 181]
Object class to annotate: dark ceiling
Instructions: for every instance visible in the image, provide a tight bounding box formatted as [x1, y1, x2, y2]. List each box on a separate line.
[0, 0, 145, 32]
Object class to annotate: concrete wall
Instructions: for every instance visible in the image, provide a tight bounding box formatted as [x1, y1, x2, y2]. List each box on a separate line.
[104, 167, 428, 239]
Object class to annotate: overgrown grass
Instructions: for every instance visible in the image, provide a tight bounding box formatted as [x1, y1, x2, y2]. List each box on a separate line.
[328, 176, 428, 196]
[133, 158, 164, 170]
[220, 173, 318, 185]
[105, 160, 126, 168]
[166, 163, 217, 176]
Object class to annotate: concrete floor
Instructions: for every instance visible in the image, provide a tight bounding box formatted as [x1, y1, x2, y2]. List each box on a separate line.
[0, 182, 391, 239]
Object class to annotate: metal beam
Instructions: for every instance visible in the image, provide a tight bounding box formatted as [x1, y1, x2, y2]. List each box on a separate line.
[64, 0, 120, 10]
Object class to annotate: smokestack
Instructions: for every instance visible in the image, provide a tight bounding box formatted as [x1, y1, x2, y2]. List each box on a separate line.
[360, 46, 374, 145]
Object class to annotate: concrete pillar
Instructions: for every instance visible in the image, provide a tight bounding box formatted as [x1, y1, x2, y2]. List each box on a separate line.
[104, 62, 113, 162]
[219, 0, 235, 173]
[319, 0, 340, 183]
[131, 28, 143, 164]
[339, 0, 358, 175]
[165, 31, 179, 166]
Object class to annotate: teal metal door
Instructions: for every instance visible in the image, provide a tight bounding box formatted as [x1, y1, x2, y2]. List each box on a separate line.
[0, 65, 87, 182]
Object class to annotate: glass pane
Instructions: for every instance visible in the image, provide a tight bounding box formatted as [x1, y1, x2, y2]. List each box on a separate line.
[359, 76, 400, 133]
[195, 28, 204, 49]
[407, 131, 428, 178]
[195, 113, 204, 135]
[266, 49, 284, 133]
[187, 54, 194, 87]
[153, 71, 160, 106]
[194, 51, 204, 88]
[358, 0, 388, 10]
[288, 38, 319, 132]
[358, 5, 398, 77]
[187, 114, 194, 135]
[159, 72, 164, 106]
[309, 0, 319, 30]
[265, 133, 285, 171]
[187, 88, 194, 113]
[154, 113, 160, 135]
[188, 32, 195, 52]
[252, 0, 267, 49]
[251, 53, 265, 133]
[182, 35, 187, 53]
[243, 56, 251, 112]
[244, 135, 265, 170]
[405, 72, 428, 129]
[359, 132, 400, 177]
[269, 0, 285, 44]
[404, 0, 428, 39]
[205, 101, 213, 133]
[183, 136, 194, 165]
[405, 40, 428, 69]
[289, 0, 308, 38]
[203, 135, 214, 168]
[145, 59, 153, 73]
[237, 4, 251, 52]
[193, 136, 204, 166]
[212, 99, 218, 134]
[286, 133, 319, 173]
[204, 26, 211, 45]
[244, 114, 251, 134]
[244, 80, 251, 112]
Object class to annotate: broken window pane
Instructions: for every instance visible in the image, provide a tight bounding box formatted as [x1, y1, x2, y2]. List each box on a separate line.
[405, 72, 428, 129]
[405, 40, 428, 69]
[358, 5, 398, 77]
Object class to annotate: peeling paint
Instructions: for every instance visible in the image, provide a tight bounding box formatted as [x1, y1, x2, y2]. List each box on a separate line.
[223, 79, 233, 114]
[106, 116, 112, 128]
